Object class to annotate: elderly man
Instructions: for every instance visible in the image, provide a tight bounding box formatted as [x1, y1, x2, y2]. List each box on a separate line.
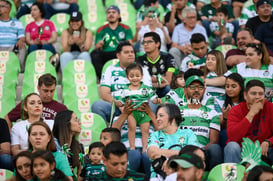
[179, 75, 222, 170]
[169, 152, 205, 181]
[224, 80, 273, 164]
[169, 7, 208, 68]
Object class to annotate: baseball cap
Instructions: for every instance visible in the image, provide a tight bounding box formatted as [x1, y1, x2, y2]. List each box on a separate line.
[185, 75, 204, 87]
[144, 7, 160, 17]
[70, 11, 82, 21]
[107, 5, 120, 14]
[169, 153, 204, 169]
[256, 0, 270, 8]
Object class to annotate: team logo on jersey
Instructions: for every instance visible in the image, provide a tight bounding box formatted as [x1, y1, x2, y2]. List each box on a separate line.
[264, 71, 269, 76]
[10, 21, 15, 26]
[160, 64, 165, 71]
[201, 112, 208, 119]
[142, 88, 148, 96]
[45, 26, 49, 30]
[119, 32, 125, 39]
[179, 137, 185, 144]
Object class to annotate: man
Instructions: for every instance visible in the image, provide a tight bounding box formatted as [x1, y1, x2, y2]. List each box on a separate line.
[225, 28, 254, 67]
[169, 152, 204, 181]
[91, 41, 151, 122]
[5, 73, 67, 129]
[246, 0, 272, 34]
[225, 80, 273, 164]
[43, 0, 78, 19]
[136, 32, 175, 97]
[179, 75, 222, 170]
[91, 5, 133, 78]
[87, 141, 147, 180]
[180, 33, 209, 72]
[169, 7, 208, 68]
[0, 0, 26, 72]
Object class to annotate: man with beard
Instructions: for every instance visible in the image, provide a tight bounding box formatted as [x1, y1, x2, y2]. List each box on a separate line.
[179, 75, 222, 170]
[91, 5, 133, 79]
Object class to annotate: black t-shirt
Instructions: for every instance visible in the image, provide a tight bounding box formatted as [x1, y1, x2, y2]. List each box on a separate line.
[246, 16, 272, 35]
[136, 52, 175, 76]
[0, 118, 10, 144]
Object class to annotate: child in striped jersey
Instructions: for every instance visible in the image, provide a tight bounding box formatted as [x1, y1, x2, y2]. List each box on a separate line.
[170, 70, 185, 89]
[79, 142, 105, 181]
[204, 50, 227, 98]
[115, 63, 161, 152]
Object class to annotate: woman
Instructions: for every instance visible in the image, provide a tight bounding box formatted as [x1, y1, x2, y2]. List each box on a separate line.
[147, 103, 199, 180]
[204, 50, 227, 98]
[134, 7, 171, 52]
[25, 2, 57, 54]
[53, 110, 83, 177]
[13, 151, 33, 181]
[60, 11, 92, 72]
[225, 43, 273, 101]
[28, 121, 73, 179]
[11, 93, 54, 156]
[31, 150, 69, 181]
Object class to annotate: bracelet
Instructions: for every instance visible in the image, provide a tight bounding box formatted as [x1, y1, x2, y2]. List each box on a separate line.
[265, 139, 272, 147]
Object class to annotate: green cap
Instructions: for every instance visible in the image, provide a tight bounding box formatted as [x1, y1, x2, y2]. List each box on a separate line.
[185, 75, 204, 87]
[144, 7, 160, 17]
[169, 153, 204, 169]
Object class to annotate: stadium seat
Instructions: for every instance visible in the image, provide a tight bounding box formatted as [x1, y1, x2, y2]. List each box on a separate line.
[78, 112, 107, 153]
[19, 14, 34, 28]
[50, 13, 70, 36]
[207, 163, 245, 181]
[101, 58, 119, 76]
[216, 45, 237, 58]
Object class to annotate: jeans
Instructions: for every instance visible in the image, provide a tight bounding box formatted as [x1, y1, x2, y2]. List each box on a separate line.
[224, 141, 242, 163]
[91, 100, 121, 123]
[43, 3, 79, 19]
[219, 129, 228, 150]
[206, 144, 223, 170]
[156, 86, 171, 98]
[128, 149, 151, 176]
[60, 51, 91, 72]
[28, 44, 56, 54]
[0, 154, 13, 171]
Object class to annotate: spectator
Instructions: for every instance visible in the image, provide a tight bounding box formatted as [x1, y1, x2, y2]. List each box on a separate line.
[169, 7, 208, 68]
[100, 128, 121, 146]
[134, 7, 171, 53]
[11, 93, 54, 156]
[32, 150, 69, 181]
[224, 43, 273, 101]
[91, 41, 151, 123]
[5, 73, 67, 129]
[180, 75, 222, 170]
[60, 11, 92, 72]
[0, 118, 13, 170]
[180, 33, 209, 72]
[147, 103, 199, 179]
[25, 2, 57, 54]
[224, 80, 273, 164]
[209, 6, 234, 49]
[169, 152, 205, 181]
[232, 0, 248, 18]
[43, 0, 78, 19]
[0, 0, 26, 72]
[246, 0, 272, 35]
[204, 50, 227, 98]
[170, 70, 185, 89]
[247, 165, 273, 181]
[136, 32, 175, 97]
[87, 142, 147, 180]
[225, 28, 254, 67]
[13, 151, 33, 180]
[91, 5, 133, 79]
[53, 110, 83, 177]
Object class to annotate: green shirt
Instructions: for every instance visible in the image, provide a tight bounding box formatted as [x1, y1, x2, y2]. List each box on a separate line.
[86, 170, 147, 180]
[200, 4, 234, 19]
[95, 23, 133, 52]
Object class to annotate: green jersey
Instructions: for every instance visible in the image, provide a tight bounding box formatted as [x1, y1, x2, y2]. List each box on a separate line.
[206, 72, 225, 98]
[180, 52, 208, 72]
[81, 164, 105, 180]
[95, 23, 133, 52]
[179, 105, 220, 147]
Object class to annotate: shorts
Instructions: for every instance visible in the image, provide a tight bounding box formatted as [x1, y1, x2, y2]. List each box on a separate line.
[132, 110, 150, 125]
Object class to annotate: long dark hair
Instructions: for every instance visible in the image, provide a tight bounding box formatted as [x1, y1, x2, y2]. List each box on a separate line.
[53, 110, 82, 168]
[14, 151, 33, 181]
[31, 150, 69, 181]
[223, 73, 244, 108]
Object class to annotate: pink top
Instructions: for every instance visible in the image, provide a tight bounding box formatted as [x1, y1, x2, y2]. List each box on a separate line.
[25, 19, 56, 41]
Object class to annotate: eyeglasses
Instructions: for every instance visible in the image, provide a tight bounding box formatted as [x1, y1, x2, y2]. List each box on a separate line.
[188, 85, 204, 90]
[142, 40, 155, 45]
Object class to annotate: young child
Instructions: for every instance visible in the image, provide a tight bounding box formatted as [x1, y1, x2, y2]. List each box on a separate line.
[79, 142, 105, 181]
[209, 6, 234, 49]
[170, 70, 185, 89]
[100, 127, 121, 146]
[115, 63, 160, 152]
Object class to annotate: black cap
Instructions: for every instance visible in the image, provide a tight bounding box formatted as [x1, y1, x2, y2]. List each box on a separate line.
[256, 0, 270, 8]
[70, 11, 82, 21]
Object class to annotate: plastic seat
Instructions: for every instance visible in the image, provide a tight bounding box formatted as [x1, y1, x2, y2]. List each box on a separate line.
[19, 14, 34, 28]
[82, 11, 106, 34]
[119, 3, 136, 35]
[62, 60, 100, 114]
[0, 169, 13, 180]
[104, 0, 132, 8]
[22, 50, 57, 100]
[78, 112, 106, 153]
[207, 163, 245, 181]
[50, 13, 70, 36]
[101, 58, 119, 76]
[79, 0, 104, 15]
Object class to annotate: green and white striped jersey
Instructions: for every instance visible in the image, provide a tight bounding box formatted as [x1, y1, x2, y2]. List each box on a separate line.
[180, 52, 207, 72]
[206, 72, 226, 98]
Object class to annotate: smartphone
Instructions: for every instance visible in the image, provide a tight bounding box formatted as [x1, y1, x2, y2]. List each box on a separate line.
[73, 31, 80, 37]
